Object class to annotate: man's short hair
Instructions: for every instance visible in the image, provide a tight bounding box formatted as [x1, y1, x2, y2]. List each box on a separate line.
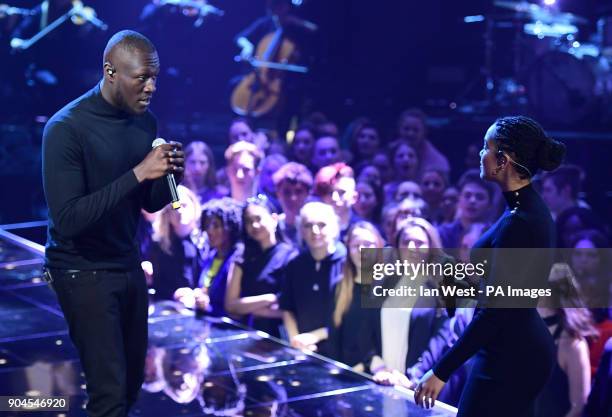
[103, 30, 156, 62]
[224, 140, 263, 166]
[272, 162, 313, 188]
[313, 163, 354, 198]
[457, 169, 496, 202]
[542, 164, 583, 199]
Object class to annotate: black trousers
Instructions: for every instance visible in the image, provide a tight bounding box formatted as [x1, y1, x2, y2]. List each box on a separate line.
[50, 268, 148, 417]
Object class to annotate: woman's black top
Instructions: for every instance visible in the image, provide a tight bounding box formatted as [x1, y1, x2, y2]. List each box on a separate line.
[328, 282, 382, 368]
[433, 183, 557, 417]
[146, 233, 202, 301]
[236, 242, 296, 336]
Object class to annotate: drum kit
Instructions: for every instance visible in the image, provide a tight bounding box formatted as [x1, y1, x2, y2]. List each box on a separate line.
[464, 1, 612, 126]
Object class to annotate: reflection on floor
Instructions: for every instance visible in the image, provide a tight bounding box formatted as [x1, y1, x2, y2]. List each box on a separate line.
[0, 233, 457, 416]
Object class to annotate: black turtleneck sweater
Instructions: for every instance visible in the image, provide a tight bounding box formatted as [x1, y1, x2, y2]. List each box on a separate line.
[432, 183, 556, 417]
[42, 83, 171, 270]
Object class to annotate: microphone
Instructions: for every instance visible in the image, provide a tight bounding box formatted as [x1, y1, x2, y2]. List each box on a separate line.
[152, 138, 181, 210]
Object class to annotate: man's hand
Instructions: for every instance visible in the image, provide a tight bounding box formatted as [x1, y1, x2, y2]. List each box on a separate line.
[133, 141, 184, 183]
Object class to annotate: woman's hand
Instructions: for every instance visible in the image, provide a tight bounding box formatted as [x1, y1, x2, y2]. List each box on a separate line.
[373, 369, 413, 388]
[414, 370, 445, 409]
[194, 288, 210, 311]
[290, 332, 319, 351]
[173, 287, 195, 308]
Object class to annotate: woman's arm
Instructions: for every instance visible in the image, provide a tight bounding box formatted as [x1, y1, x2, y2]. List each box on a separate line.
[432, 308, 502, 381]
[251, 303, 283, 318]
[290, 327, 329, 351]
[283, 310, 300, 341]
[561, 335, 591, 417]
[224, 262, 275, 316]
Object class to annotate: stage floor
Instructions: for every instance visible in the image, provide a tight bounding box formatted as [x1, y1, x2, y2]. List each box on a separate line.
[0, 230, 457, 416]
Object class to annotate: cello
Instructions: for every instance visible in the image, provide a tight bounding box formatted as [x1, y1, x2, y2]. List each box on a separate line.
[230, 15, 308, 118]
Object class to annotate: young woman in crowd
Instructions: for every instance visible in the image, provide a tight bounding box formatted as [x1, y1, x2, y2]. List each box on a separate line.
[144, 185, 202, 301]
[289, 123, 316, 169]
[420, 168, 449, 225]
[174, 197, 242, 317]
[353, 180, 383, 227]
[384, 141, 419, 202]
[183, 141, 225, 204]
[328, 221, 384, 372]
[373, 217, 466, 405]
[535, 263, 598, 417]
[225, 195, 296, 337]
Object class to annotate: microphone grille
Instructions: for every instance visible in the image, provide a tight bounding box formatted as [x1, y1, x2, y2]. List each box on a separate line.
[152, 138, 166, 148]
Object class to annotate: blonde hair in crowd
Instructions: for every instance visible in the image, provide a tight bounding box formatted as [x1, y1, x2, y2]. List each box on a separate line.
[152, 185, 201, 255]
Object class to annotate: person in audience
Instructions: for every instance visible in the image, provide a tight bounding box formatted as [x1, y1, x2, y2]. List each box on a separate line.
[312, 136, 342, 170]
[183, 141, 225, 204]
[145, 185, 202, 301]
[258, 153, 288, 211]
[440, 186, 459, 225]
[317, 120, 340, 138]
[349, 121, 381, 165]
[420, 169, 449, 225]
[225, 140, 264, 203]
[396, 108, 450, 178]
[290, 123, 316, 168]
[381, 202, 400, 244]
[373, 218, 465, 406]
[541, 165, 584, 220]
[267, 137, 288, 156]
[437, 169, 494, 251]
[354, 180, 383, 227]
[569, 229, 612, 311]
[464, 142, 482, 171]
[272, 162, 313, 246]
[384, 141, 419, 202]
[225, 195, 296, 337]
[280, 202, 345, 355]
[583, 337, 612, 417]
[395, 181, 423, 202]
[589, 308, 612, 380]
[356, 163, 382, 189]
[228, 117, 254, 144]
[314, 162, 361, 238]
[372, 151, 394, 185]
[174, 197, 242, 317]
[393, 197, 428, 233]
[329, 221, 383, 371]
[555, 207, 607, 248]
[535, 263, 598, 417]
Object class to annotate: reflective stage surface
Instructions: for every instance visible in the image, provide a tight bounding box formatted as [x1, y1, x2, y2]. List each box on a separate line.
[0, 233, 456, 416]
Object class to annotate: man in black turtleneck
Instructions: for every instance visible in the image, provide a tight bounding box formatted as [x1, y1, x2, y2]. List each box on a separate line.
[42, 30, 184, 417]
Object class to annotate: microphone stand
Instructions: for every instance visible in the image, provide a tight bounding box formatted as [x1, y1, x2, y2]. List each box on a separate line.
[157, 0, 224, 27]
[10, 1, 106, 51]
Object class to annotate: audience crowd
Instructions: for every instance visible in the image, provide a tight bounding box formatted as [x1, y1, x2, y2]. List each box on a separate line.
[139, 109, 612, 415]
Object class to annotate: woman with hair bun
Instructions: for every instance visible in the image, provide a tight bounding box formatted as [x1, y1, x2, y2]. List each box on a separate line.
[415, 116, 566, 416]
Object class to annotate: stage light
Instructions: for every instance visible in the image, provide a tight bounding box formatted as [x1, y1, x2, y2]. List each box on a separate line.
[543, 0, 556, 5]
